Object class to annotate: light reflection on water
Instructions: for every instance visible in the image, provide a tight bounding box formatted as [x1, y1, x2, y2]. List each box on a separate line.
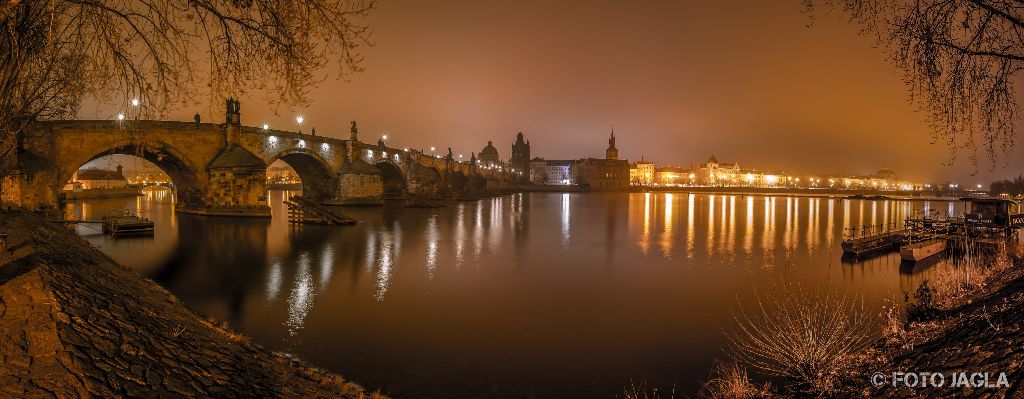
[64, 190, 968, 398]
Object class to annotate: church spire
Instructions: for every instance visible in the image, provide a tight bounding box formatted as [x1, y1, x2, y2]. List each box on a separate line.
[606, 126, 619, 160]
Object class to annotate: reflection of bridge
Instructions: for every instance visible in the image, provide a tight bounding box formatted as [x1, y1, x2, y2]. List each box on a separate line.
[1, 101, 514, 215]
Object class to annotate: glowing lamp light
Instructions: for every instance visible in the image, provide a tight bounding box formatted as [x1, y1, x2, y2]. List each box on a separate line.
[296, 116, 304, 124]
[367, 150, 373, 157]
[131, 98, 140, 107]
[268, 136, 277, 144]
[382, 134, 388, 140]
[430, 146, 436, 152]
[322, 143, 329, 150]
[116, 113, 125, 121]
[297, 139, 305, 147]
[262, 123, 270, 130]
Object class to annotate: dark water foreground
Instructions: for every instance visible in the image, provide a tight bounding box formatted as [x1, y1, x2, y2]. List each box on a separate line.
[0, 210, 375, 398]
[65, 190, 966, 398]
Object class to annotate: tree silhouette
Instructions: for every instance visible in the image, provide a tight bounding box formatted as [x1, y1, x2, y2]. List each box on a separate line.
[806, 0, 1021, 172]
[0, 0, 374, 146]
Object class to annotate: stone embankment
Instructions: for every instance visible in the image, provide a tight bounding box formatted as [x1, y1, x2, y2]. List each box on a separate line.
[848, 263, 1024, 398]
[0, 210, 383, 398]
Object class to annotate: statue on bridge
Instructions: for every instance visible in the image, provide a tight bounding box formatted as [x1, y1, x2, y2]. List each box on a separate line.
[224, 97, 240, 125]
[349, 121, 358, 141]
[194, 113, 201, 125]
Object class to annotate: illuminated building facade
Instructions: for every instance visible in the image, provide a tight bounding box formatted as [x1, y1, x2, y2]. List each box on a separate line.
[530, 158, 576, 185]
[630, 158, 655, 186]
[74, 165, 128, 189]
[654, 166, 692, 186]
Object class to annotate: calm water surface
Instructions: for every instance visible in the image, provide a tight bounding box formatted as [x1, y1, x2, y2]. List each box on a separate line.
[65, 189, 964, 398]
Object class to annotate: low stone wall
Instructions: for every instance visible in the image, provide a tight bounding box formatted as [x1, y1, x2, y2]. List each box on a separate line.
[0, 210, 381, 398]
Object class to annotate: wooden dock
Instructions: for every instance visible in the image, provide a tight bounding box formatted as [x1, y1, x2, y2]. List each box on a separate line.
[841, 231, 902, 255]
[99, 210, 155, 237]
[284, 196, 358, 225]
[842, 205, 1020, 261]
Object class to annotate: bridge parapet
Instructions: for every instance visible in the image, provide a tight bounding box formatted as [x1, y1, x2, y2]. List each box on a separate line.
[2, 102, 516, 213]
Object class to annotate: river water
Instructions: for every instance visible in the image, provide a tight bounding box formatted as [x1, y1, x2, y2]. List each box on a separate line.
[64, 189, 962, 398]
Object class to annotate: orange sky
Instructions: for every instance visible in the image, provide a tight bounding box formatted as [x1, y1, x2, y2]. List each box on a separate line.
[79, 1, 1024, 184]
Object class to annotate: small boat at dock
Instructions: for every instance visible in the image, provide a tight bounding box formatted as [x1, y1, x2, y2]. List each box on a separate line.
[101, 210, 155, 237]
[900, 238, 946, 262]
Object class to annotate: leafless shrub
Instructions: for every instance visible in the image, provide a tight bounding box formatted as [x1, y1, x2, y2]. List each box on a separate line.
[699, 361, 772, 399]
[926, 242, 1013, 309]
[622, 380, 675, 399]
[880, 298, 907, 344]
[726, 282, 881, 395]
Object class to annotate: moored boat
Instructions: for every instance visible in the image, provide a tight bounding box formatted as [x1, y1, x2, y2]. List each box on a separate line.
[899, 238, 946, 262]
[101, 209, 155, 237]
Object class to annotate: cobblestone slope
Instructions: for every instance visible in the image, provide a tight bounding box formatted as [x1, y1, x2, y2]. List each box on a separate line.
[0, 211, 382, 398]
[849, 267, 1024, 398]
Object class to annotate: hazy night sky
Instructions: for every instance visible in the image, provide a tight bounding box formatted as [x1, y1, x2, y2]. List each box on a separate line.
[80, 1, 1024, 184]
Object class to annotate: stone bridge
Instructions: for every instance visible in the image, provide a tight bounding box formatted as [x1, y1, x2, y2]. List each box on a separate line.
[1, 101, 513, 215]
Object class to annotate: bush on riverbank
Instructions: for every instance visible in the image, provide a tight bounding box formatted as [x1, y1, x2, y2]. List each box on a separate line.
[706, 241, 1024, 397]
[698, 362, 772, 399]
[723, 283, 881, 396]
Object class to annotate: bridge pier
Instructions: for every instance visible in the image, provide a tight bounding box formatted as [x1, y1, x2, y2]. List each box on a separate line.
[0, 161, 60, 211]
[180, 145, 271, 217]
[329, 157, 384, 205]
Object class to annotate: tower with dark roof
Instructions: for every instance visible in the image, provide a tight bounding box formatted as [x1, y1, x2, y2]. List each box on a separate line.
[510, 132, 531, 182]
[606, 128, 618, 160]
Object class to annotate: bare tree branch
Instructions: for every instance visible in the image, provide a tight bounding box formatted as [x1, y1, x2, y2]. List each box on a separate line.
[0, 0, 375, 148]
[807, 0, 1023, 172]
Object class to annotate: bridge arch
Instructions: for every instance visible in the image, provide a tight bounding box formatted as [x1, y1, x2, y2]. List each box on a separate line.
[467, 173, 487, 193]
[374, 161, 406, 198]
[61, 140, 205, 205]
[267, 148, 336, 200]
[447, 170, 468, 192]
[406, 164, 444, 196]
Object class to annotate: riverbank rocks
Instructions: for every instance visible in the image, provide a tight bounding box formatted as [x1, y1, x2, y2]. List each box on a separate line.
[844, 266, 1024, 398]
[0, 210, 384, 398]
